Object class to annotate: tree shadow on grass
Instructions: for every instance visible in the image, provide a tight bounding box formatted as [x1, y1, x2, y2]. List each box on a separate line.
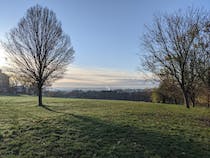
[0, 113, 209, 158]
[41, 104, 71, 114]
[65, 114, 210, 158]
[41, 104, 62, 113]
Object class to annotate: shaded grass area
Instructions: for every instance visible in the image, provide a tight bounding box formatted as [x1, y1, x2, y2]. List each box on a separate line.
[0, 96, 210, 157]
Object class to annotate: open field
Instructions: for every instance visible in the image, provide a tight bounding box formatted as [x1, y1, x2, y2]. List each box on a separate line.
[0, 96, 210, 158]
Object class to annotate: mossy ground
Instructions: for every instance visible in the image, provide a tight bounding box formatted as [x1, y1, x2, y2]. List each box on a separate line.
[0, 96, 209, 157]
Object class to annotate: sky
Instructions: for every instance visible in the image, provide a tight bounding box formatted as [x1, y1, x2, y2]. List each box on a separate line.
[0, 0, 209, 90]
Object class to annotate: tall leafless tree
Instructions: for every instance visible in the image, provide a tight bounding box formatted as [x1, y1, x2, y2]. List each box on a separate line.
[196, 22, 210, 107]
[2, 5, 74, 106]
[141, 7, 209, 108]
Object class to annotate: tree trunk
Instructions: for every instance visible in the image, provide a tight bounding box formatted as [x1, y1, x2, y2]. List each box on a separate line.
[208, 90, 210, 108]
[174, 99, 177, 105]
[191, 97, 195, 107]
[190, 93, 195, 107]
[38, 86, 43, 106]
[183, 91, 190, 108]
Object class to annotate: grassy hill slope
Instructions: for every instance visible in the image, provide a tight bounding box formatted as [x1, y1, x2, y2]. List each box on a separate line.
[0, 96, 210, 158]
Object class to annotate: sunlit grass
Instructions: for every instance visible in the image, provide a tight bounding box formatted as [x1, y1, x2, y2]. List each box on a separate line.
[0, 96, 210, 157]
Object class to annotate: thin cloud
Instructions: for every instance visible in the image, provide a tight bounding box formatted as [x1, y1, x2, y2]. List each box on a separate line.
[53, 65, 157, 90]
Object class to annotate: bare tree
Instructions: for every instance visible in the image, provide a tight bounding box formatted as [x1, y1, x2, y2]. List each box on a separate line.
[196, 22, 210, 107]
[142, 7, 209, 108]
[2, 5, 74, 106]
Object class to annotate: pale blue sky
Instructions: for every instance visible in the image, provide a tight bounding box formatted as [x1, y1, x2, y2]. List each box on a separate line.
[0, 0, 209, 89]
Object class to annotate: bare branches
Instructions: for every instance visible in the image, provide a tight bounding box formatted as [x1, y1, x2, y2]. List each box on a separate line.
[2, 5, 74, 106]
[142, 7, 209, 108]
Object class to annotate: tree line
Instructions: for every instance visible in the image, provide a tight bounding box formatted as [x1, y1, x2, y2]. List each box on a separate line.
[44, 89, 152, 102]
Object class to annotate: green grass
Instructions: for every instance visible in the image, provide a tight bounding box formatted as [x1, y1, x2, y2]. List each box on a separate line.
[0, 96, 210, 158]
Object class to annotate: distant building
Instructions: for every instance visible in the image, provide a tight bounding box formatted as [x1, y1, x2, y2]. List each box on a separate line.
[14, 85, 25, 93]
[0, 69, 9, 93]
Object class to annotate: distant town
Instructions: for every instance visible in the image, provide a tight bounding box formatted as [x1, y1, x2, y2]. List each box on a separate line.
[0, 69, 152, 101]
[0, 69, 30, 94]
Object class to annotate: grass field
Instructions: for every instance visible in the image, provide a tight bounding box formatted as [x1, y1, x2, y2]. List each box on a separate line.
[0, 96, 210, 158]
